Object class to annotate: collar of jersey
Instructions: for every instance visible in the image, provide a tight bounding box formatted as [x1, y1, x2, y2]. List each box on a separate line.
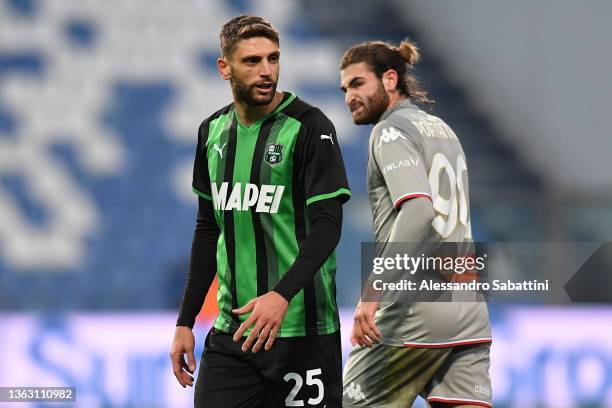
[233, 91, 296, 129]
[379, 98, 416, 121]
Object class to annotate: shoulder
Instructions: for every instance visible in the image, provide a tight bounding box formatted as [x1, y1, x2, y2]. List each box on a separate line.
[403, 106, 460, 143]
[198, 102, 234, 135]
[372, 107, 425, 147]
[283, 96, 334, 130]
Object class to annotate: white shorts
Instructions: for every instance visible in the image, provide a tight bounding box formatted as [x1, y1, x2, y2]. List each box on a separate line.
[342, 342, 492, 407]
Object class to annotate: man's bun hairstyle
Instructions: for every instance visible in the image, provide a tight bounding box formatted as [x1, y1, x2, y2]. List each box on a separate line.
[341, 38, 433, 106]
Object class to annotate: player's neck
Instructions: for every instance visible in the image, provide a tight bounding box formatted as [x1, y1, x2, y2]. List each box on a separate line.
[386, 93, 407, 112]
[234, 91, 285, 126]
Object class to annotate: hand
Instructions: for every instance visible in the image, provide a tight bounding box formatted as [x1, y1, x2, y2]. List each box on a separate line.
[232, 291, 289, 353]
[170, 326, 197, 388]
[350, 301, 382, 347]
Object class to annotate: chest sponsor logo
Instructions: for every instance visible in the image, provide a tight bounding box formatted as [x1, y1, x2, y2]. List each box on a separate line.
[211, 182, 285, 213]
[264, 143, 283, 165]
[382, 157, 420, 174]
[376, 126, 406, 147]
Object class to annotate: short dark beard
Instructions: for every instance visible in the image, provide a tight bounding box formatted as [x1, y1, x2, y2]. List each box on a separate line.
[355, 82, 390, 125]
[232, 78, 277, 106]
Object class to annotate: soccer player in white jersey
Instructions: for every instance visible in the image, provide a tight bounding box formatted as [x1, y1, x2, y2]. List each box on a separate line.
[339, 40, 492, 408]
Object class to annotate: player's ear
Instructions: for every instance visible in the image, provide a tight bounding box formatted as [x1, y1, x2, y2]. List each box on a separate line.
[382, 69, 399, 93]
[217, 57, 231, 80]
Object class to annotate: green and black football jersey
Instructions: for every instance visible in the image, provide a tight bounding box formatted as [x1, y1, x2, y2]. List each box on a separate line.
[192, 92, 351, 337]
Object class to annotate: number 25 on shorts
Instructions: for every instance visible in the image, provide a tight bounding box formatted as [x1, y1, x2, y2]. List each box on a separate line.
[283, 368, 325, 407]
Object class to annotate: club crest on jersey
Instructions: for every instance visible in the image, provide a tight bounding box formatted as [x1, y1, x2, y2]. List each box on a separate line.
[264, 143, 283, 165]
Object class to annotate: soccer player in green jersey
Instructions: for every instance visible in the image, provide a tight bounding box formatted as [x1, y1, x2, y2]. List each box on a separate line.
[170, 15, 351, 407]
[340, 40, 492, 407]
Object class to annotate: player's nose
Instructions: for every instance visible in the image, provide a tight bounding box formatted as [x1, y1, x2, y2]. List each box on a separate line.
[259, 60, 272, 76]
[345, 90, 355, 106]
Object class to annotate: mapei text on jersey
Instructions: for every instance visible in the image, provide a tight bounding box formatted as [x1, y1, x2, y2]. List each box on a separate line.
[211, 182, 285, 213]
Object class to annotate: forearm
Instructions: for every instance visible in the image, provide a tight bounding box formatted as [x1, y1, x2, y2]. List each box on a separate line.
[273, 198, 343, 301]
[176, 198, 220, 328]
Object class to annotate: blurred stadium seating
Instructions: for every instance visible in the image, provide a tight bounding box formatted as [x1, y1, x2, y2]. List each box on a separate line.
[1, 0, 611, 407]
[0, 0, 548, 309]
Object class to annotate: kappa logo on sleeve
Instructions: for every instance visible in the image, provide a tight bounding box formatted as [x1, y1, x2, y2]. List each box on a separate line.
[376, 127, 407, 147]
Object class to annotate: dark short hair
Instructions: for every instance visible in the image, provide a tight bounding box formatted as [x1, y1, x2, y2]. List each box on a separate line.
[341, 39, 433, 105]
[220, 15, 279, 57]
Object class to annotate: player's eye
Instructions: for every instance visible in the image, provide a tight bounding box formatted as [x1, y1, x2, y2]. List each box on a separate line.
[347, 79, 362, 90]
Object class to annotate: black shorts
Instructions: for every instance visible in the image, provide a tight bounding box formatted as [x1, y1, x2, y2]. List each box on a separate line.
[194, 328, 342, 408]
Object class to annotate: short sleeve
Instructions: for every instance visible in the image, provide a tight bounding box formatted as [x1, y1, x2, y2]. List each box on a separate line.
[192, 121, 212, 200]
[371, 121, 432, 209]
[296, 109, 351, 206]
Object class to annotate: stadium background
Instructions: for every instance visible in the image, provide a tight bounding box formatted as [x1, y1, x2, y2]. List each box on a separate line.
[1, 0, 611, 406]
